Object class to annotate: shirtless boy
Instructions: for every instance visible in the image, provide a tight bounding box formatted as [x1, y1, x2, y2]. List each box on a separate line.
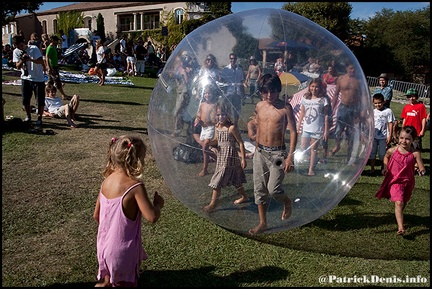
[249, 73, 298, 235]
[194, 84, 218, 176]
[330, 63, 361, 162]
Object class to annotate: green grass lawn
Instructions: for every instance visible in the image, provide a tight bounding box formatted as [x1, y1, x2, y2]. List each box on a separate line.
[2, 68, 430, 287]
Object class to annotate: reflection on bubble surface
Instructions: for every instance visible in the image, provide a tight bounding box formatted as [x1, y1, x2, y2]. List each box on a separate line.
[148, 8, 373, 235]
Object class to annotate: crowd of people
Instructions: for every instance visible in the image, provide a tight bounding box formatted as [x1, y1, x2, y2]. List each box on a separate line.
[165, 50, 429, 240]
[3, 30, 429, 286]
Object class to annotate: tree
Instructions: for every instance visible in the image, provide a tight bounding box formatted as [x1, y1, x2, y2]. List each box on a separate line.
[56, 11, 84, 37]
[362, 6, 430, 81]
[2, 2, 43, 26]
[96, 13, 106, 43]
[282, 2, 352, 41]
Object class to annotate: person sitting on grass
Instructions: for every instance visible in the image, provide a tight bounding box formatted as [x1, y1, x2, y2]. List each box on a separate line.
[43, 82, 79, 128]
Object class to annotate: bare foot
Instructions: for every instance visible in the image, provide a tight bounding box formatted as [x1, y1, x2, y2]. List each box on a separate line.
[203, 204, 216, 213]
[282, 198, 292, 220]
[198, 170, 209, 177]
[99, 82, 104, 86]
[95, 275, 111, 287]
[249, 223, 267, 235]
[307, 171, 315, 176]
[233, 196, 248, 205]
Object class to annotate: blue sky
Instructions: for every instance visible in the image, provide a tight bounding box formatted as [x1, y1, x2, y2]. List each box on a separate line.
[36, 2, 429, 20]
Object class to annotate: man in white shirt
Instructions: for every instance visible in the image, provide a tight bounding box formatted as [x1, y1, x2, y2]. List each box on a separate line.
[12, 35, 45, 130]
[221, 53, 245, 126]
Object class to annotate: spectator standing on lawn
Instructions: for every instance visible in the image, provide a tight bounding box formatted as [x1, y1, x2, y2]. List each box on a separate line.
[45, 35, 70, 100]
[367, 93, 395, 175]
[93, 134, 164, 287]
[401, 88, 427, 151]
[12, 35, 45, 130]
[373, 73, 393, 109]
[220, 52, 245, 126]
[245, 56, 262, 104]
[134, 39, 147, 77]
[94, 39, 107, 86]
[59, 30, 69, 54]
[322, 65, 338, 85]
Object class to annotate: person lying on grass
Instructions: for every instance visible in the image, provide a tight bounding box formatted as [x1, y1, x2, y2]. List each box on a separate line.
[43, 82, 79, 128]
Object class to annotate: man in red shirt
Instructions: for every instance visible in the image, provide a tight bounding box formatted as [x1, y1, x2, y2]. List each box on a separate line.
[401, 88, 427, 151]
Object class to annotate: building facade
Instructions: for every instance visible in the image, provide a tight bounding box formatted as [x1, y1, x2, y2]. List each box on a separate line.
[2, 2, 209, 45]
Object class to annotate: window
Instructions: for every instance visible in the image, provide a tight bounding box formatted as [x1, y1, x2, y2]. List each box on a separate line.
[119, 15, 133, 32]
[53, 19, 58, 34]
[175, 9, 184, 25]
[143, 13, 160, 30]
[83, 17, 92, 30]
[42, 20, 47, 34]
[136, 14, 141, 30]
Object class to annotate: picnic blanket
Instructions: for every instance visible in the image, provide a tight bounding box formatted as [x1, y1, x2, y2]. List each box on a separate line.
[2, 68, 134, 86]
[57, 70, 134, 85]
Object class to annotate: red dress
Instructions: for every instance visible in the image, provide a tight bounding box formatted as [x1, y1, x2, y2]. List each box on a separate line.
[375, 147, 416, 203]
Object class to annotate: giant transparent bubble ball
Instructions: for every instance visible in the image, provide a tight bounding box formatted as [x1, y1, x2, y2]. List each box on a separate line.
[148, 8, 373, 235]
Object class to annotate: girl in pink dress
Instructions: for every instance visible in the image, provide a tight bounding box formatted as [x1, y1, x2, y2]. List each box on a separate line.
[375, 126, 426, 236]
[93, 135, 164, 287]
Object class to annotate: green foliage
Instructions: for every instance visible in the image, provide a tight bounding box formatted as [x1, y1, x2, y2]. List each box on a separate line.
[56, 11, 84, 37]
[282, 2, 352, 41]
[2, 2, 43, 26]
[207, 2, 231, 18]
[361, 6, 430, 80]
[160, 10, 184, 47]
[181, 18, 205, 35]
[96, 13, 106, 43]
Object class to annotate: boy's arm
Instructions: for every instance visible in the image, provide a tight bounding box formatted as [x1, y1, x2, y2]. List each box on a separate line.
[413, 151, 426, 176]
[386, 121, 393, 144]
[231, 125, 246, 169]
[285, 104, 297, 173]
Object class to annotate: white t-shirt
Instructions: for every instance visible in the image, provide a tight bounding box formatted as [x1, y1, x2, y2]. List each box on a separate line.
[373, 107, 395, 139]
[45, 96, 63, 114]
[96, 46, 106, 63]
[12, 45, 44, 82]
[300, 96, 330, 134]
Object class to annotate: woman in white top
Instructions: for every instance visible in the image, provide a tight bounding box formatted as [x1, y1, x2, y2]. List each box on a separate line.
[94, 39, 107, 86]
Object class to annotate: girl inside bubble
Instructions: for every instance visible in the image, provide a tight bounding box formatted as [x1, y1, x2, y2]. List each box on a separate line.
[203, 101, 249, 212]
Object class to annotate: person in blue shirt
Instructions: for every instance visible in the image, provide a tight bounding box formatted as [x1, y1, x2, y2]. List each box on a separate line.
[373, 73, 393, 109]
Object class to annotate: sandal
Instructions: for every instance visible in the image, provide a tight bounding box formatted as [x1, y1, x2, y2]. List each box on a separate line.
[397, 230, 405, 235]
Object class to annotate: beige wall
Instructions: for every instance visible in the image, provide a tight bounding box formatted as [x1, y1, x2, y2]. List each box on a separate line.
[3, 2, 189, 46]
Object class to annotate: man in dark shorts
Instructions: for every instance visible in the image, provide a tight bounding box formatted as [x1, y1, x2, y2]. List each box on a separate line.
[45, 35, 70, 100]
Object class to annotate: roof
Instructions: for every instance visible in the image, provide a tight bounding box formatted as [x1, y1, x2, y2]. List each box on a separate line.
[17, 2, 168, 17]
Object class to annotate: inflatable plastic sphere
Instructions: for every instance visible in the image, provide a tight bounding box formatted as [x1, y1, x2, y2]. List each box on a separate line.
[148, 8, 373, 235]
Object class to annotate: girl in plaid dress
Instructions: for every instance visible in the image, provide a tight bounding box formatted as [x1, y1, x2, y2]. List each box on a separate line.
[203, 102, 248, 212]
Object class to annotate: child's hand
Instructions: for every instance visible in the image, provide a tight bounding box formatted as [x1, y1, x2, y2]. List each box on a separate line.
[417, 169, 426, 176]
[153, 192, 164, 209]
